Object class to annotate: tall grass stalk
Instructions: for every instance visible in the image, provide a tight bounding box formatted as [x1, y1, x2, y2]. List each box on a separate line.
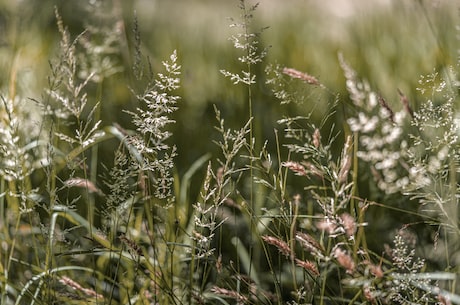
[220, 1, 272, 287]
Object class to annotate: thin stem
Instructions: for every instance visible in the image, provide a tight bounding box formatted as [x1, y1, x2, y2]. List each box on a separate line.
[289, 198, 299, 292]
[240, 0, 258, 282]
[319, 237, 333, 305]
[0, 178, 4, 305]
[89, 81, 104, 227]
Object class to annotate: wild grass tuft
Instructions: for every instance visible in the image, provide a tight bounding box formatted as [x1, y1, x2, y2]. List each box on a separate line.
[0, 1, 459, 305]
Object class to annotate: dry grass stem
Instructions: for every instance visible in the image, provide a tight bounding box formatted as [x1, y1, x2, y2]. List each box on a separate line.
[262, 235, 291, 258]
[59, 276, 104, 300]
[295, 258, 320, 276]
[282, 67, 322, 86]
[211, 286, 249, 303]
[334, 247, 356, 274]
[398, 88, 414, 118]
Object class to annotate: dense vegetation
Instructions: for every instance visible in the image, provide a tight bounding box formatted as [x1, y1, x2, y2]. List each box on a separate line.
[0, 0, 459, 304]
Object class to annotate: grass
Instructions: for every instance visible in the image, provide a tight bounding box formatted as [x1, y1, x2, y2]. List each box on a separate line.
[0, 0, 459, 304]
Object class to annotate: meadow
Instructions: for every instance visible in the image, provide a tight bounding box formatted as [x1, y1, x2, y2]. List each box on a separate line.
[0, 0, 459, 304]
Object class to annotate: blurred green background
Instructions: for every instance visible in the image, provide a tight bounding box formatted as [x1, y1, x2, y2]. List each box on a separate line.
[0, 0, 457, 176]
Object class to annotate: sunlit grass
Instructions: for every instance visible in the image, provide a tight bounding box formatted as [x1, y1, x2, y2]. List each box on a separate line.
[0, 0, 459, 304]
